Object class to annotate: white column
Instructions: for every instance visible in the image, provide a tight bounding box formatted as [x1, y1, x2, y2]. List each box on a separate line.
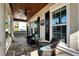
[0, 4, 6, 55]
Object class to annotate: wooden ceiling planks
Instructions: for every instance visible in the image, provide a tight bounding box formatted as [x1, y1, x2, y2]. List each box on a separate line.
[10, 3, 48, 20]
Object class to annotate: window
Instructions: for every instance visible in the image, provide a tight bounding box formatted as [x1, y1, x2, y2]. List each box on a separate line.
[61, 8, 67, 24]
[14, 21, 27, 31]
[52, 6, 67, 43]
[52, 6, 67, 25]
[52, 12, 60, 25]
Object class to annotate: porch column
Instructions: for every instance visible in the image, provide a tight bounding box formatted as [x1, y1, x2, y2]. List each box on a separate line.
[0, 4, 6, 55]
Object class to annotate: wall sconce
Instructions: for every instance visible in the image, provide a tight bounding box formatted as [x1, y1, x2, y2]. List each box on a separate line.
[40, 19, 44, 26]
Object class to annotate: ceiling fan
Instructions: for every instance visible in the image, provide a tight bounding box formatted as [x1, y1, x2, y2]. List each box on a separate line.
[17, 9, 30, 16]
[14, 9, 30, 20]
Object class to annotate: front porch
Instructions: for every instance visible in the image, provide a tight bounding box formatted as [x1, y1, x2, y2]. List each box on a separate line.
[0, 3, 79, 56]
[6, 37, 76, 56]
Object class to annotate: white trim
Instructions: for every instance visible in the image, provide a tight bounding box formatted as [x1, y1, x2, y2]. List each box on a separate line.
[52, 24, 67, 26]
[50, 3, 68, 12]
[66, 4, 70, 47]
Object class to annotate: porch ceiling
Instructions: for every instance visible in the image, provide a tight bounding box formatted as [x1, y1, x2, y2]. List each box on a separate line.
[10, 3, 48, 21]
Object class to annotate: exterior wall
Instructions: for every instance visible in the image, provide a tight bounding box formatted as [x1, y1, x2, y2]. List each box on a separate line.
[50, 3, 79, 51]
[5, 4, 13, 53]
[0, 3, 6, 55]
[68, 4, 79, 50]
[0, 3, 12, 55]
[29, 3, 79, 51]
[29, 4, 53, 41]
